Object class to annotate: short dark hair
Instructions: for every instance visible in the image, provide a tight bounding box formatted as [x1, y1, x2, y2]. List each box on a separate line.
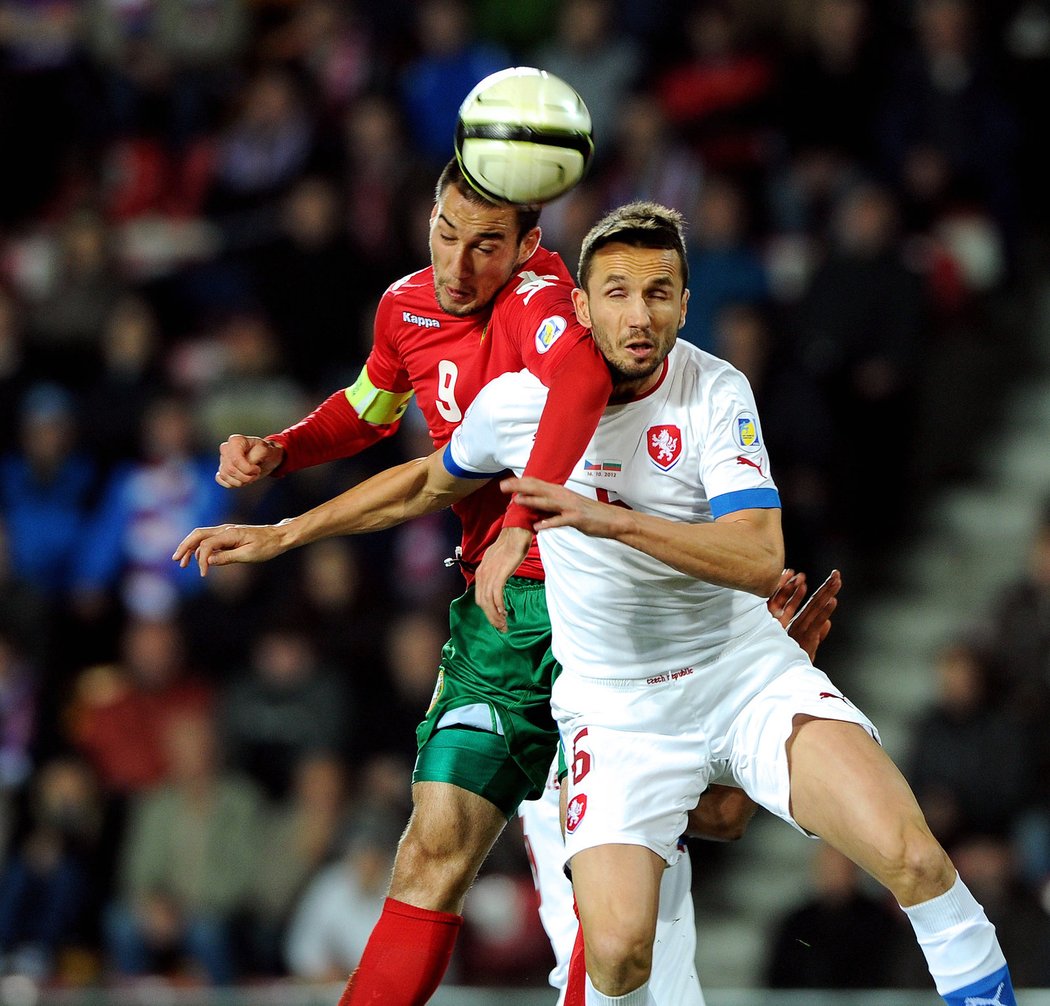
[435, 159, 541, 241]
[577, 201, 689, 290]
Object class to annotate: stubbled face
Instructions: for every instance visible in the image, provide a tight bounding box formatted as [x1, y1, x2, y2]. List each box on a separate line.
[429, 186, 537, 316]
[573, 242, 688, 400]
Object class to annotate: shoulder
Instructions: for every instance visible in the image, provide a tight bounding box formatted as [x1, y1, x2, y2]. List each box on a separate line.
[381, 265, 434, 301]
[674, 343, 753, 399]
[495, 248, 575, 314]
[472, 369, 546, 412]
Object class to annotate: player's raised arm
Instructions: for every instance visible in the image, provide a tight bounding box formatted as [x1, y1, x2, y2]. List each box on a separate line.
[175, 451, 480, 576]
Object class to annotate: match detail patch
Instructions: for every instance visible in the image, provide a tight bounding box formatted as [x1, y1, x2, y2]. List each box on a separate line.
[734, 411, 761, 451]
[535, 315, 567, 354]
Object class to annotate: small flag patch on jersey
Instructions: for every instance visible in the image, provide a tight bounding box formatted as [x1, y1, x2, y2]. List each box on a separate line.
[584, 459, 622, 471]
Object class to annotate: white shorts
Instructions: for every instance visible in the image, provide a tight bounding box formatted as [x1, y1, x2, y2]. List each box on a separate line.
[552, 618, 878, 865]
[519, 760, 705, 1005]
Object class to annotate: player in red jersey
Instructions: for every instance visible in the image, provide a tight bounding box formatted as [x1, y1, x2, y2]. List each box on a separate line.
[213, 159, 620, 1005]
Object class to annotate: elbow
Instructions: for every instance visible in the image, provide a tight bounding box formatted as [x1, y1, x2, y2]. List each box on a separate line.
[754, 552, 785, 598]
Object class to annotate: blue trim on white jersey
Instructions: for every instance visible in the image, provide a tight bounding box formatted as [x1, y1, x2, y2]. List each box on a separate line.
[943, 964, 1015, 1006]
[709, 487, 781, 518]
[442, 443, 502, 480]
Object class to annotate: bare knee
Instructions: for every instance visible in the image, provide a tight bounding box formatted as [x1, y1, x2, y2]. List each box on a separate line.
[389, 820, 479, 911]
[585, 923, 653, 996]
[880, 825, 955, 906]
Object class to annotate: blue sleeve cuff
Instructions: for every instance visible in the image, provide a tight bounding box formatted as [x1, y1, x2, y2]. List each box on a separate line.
[442, 443, 502, 480]
[709, 487, 781, 518]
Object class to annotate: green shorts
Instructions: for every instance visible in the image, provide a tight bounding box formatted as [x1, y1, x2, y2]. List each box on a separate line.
[413, 577, 560, 816]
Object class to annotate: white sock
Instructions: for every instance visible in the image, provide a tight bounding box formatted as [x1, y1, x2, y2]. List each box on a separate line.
[585, 973, 657, 1005]
[901, 872, 1007, 995]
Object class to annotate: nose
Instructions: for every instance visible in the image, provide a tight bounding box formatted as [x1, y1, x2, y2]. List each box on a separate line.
[623, 293, 651, 329]
[451, 246, 473, 280]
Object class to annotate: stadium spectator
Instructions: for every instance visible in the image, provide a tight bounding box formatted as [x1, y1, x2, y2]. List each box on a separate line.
[765, 842, 899, 988]
[0, 757, 104, 982]
[530, 0, 641, 152]
[79, 295, 167, 475]
[906, 639, 1031, 848]
[67, 615, 213, 797]
[247, 751, 352, 975]
[104, 709, 262, 985]
[398, 0, 508, 166]
[0, 383, 97, 597]
[680, 175, 770, 353]
[72, 394, 229, 620]
[789, 180, 925, 556]
[282, 805, 403, 982]
[217, 623, 352, 800]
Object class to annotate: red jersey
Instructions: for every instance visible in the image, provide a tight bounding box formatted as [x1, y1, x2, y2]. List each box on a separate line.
[270, 245, 611, 581]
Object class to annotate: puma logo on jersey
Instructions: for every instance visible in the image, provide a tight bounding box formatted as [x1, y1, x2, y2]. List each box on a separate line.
[965, 983, 1008, 1006]
[402, 311, 441, 329]
[514, 270, 560, 305]
[819, 691, 845, 702]
[736, 455, 765, 477]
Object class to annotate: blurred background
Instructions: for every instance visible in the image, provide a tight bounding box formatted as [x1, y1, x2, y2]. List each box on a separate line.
[2, 0, 1050, 1002]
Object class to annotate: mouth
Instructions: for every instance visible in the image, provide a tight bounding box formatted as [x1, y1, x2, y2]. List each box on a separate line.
[443, 284, 474, 304]
[623, 339, 656, 362]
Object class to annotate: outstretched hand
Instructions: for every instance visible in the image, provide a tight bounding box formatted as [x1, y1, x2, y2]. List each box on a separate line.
[474, 526, 533, 632]
[172, 522, 288, 576]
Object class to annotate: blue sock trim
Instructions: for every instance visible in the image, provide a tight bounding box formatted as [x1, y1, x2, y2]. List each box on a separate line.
[943, 964, 1015, 1005]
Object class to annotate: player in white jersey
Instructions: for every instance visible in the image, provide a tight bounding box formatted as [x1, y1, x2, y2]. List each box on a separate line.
[175, 202, 1016, 1006]
[520, 567, 840, 1006]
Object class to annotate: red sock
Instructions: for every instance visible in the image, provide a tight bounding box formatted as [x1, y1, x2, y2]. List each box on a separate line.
[563, 899, 587, 1006]
[338, 897, 463, 1005]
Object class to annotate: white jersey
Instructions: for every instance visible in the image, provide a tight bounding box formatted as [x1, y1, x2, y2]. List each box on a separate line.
[446, 341, 781, 680]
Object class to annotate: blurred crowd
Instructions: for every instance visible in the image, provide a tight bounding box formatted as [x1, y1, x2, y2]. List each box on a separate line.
[1, 0, 1050, 991]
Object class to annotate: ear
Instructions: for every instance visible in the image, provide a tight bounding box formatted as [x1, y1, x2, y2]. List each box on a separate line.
[571, 286, 592, 329]
[517, 226, 541, 264]
[429, 204, 439, 225]
[678, 287, 690, 330]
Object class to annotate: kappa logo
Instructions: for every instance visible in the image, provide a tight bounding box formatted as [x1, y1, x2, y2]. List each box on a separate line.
[535, 314, 567, 354]
[402, 311, 441, 329]
[736, 455, 765, 478]
[965, 984, 1008, 1006]
[565, 794, 588, 833]
[514, 270, 560, 305]
[647, 424, 683, 471]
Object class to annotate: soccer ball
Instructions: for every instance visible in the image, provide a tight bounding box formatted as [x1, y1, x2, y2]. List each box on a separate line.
[455, 67, 594, 205]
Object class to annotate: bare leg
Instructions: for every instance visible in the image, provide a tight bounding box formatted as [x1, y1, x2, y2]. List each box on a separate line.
[786, 715, 954, 904]
[390, 780, 509, 912]
[571, 843, 664, 996]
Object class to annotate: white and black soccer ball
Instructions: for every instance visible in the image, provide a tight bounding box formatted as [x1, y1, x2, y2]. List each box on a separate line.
[454, 66, 594, 205]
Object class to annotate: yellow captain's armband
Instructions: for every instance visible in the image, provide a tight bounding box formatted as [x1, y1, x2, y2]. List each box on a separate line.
[346, 366, 414, 425]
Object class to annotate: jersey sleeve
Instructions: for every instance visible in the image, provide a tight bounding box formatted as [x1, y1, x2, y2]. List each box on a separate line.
[700, 370, 781, 518]
[266, 293, 413, 475]
[445, 389, 505, 479]
[505, 335, 610, 529]
[492, 274, 612, 529]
